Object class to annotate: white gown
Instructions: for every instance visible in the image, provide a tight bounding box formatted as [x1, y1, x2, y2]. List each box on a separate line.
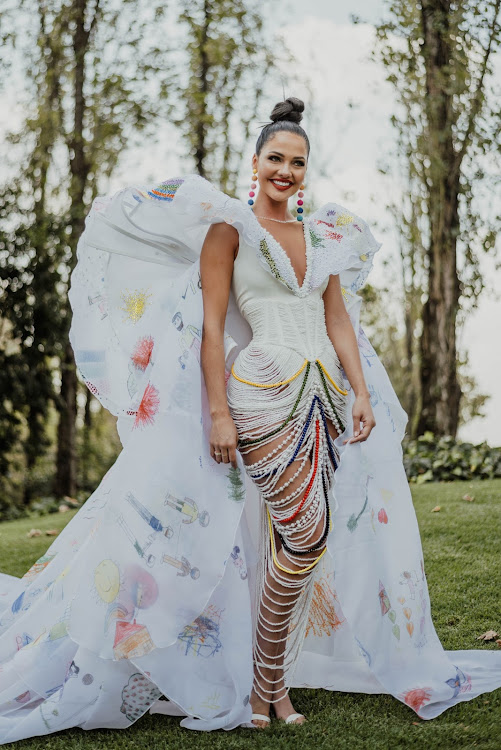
[0, 174, 500, 743]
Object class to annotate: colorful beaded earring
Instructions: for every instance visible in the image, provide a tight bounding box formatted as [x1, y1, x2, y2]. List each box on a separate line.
[248, 167, 258, 206]
[296, 183, 305, 221]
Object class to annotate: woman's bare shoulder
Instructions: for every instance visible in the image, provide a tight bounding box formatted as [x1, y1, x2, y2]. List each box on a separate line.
[205, 221, 239, 248]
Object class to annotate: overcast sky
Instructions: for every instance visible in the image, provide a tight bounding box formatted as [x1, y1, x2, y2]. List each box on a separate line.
[1, 0, 500, 445]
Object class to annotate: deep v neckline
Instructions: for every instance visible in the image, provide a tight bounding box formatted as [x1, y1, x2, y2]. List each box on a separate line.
[252, 213, 311, 293]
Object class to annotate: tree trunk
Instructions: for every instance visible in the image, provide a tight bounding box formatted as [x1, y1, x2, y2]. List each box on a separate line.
[194, 0, 210, 178]
[417, 0, 461, 437]
[55, 340, 78, 497]
[55, 0, 92, 496]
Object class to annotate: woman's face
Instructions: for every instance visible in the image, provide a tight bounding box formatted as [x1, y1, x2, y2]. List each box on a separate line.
[252, 132, 308, 204]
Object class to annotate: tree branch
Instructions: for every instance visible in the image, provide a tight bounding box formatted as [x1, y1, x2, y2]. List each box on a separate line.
[454, 0, 501, 175]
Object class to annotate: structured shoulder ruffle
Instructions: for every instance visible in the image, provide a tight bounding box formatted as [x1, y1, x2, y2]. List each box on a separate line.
[308, 202, 382, 293]
[83, 174, 381, 298]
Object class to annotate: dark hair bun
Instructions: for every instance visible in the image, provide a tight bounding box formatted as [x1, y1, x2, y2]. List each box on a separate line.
[269, 97, 304, 125]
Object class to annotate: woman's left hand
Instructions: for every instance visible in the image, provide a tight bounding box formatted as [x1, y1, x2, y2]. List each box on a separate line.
[343, 393, 376, 444]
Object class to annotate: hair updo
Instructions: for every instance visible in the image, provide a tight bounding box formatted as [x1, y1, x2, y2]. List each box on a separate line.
[255, 96, 310, 157]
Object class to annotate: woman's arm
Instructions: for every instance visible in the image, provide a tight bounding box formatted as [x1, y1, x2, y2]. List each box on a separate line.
[200, 222, 240, 467]
[322, 274, 376, 444]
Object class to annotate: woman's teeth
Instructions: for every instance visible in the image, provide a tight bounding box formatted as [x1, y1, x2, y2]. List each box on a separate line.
[271, 180, 292, 188]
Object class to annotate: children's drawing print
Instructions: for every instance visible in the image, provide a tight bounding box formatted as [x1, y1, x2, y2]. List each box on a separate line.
[357, 327, 378, 368]
[347, 475, 371, 532]
[377, 508, 388, 524]
[120, 673, 162, 722]
[227, 465, 245, 502]
[378, 580, 400, 640]
[120, 288, 152, 323]
[305, 576, 344, 638]
[164, 492, 210, 526]
[161, 554, 200, 579]
[117, 514, 156, 567]
[21, 553, 56, 583]
[133, 383, 160, 429]
[230, 546, 248, 580]
[94, 559, 121, 604]
[131, 336, 154, 371]
[172, 311, 202, 369]
[113, 618, 155, 660]
[200, 690, 221, 711]
[355, 637, 372, 667]
[446, 666, 472, 698]
[399, 686, 433, 712]
[88, 292, 108, 319]
[177, 605, 223, 658]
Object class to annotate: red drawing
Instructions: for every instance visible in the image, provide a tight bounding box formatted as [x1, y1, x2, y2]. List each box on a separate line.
[400, 686, 432, 712]
[131, 336, 154, 371]
[377, 508, 388, 524]
[134, 383, 160, 428]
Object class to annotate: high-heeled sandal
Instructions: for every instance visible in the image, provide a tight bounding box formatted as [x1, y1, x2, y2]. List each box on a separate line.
[251, 713, 271, 728]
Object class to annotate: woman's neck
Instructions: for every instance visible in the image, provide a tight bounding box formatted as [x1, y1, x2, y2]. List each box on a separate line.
[251, 193, 294, 222]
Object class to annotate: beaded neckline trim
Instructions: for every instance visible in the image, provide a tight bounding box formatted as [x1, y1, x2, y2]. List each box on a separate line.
[250, 211, 312, 296]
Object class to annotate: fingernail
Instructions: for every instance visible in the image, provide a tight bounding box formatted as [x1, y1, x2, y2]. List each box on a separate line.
[354, 431, 359, 437]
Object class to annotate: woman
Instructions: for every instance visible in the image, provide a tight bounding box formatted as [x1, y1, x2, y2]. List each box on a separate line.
[200, 98, 376, 726]
[0, 97, 500, 743]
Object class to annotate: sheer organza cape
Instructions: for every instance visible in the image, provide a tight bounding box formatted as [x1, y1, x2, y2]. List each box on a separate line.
[0, 174, 500, 744]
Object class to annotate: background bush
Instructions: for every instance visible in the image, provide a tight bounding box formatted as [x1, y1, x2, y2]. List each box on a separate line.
[403, 432, 501, 483]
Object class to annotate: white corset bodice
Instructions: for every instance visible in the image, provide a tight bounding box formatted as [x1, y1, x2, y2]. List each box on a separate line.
[231, 234, 330, 360]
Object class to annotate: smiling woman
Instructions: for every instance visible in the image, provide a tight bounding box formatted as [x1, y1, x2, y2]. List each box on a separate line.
[0, 96, 500, 744]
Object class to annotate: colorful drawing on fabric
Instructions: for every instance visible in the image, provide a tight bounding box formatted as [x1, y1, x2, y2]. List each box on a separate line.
[15, 631, 33, 651]
[177, 604, 223, 658]
[120, 672, 162, 722]
[172, 311, 202, 369]
[21, 553, 56, 583]
[94, 559, 121, 604]
[131, 336, 154, 371]
[446, 665, 472, 698]
[347, 475, 371, 532]
[355, 636, 372, 667]
[368, 384, 379, 407]
[378, 580, 400, 640]
[161, 553, 200, 579]
[113, 618, 155, 659]
[136, 178, 184, 203]
[357, 327, 377, 368]
[164, 492, 210, 526]
[400, 569, 420, 599]
[378, 508, 388, 524]
[133, 383, 160, 429]
[88, 291, 108, 319]
[399, 686, 433, 712]
[230, 546, 248, 580]
[118, 512, 158, 566]
[122, 564, 159, 611]
[120, 288, 152, 323]
[200, 690, 221, 711]
[227, 465, 245, 502]
[181, 271, 202, 300]
[305, 576, 344, 638]
[308, 227, 324, 248]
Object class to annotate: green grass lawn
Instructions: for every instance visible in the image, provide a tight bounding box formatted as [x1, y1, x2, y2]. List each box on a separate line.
[1, 479, 500, 749]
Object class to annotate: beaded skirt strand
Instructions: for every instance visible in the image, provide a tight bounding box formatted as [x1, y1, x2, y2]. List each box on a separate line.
[227, 347, 348, 704]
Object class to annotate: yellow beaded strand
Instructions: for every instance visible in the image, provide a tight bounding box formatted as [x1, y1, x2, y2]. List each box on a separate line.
[316, 359, 348, 395]
[231, 357, 348, 396]
[230, 358, 308, 388]
[266, 508, 331, 575]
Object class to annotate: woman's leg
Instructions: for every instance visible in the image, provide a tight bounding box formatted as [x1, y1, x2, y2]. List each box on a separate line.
[240, 408, 339, 724]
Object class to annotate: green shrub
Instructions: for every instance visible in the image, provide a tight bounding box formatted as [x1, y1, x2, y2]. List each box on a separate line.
[403, 431, 501, 483]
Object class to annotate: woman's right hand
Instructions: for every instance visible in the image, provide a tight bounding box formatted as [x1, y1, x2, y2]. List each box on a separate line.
[210, 413, 239, 467]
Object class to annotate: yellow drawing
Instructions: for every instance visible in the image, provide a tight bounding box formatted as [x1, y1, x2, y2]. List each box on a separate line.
[94, 559, 120, 603]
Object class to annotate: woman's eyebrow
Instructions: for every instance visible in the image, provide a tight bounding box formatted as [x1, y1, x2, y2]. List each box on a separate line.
[268, 151, 306, 159]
